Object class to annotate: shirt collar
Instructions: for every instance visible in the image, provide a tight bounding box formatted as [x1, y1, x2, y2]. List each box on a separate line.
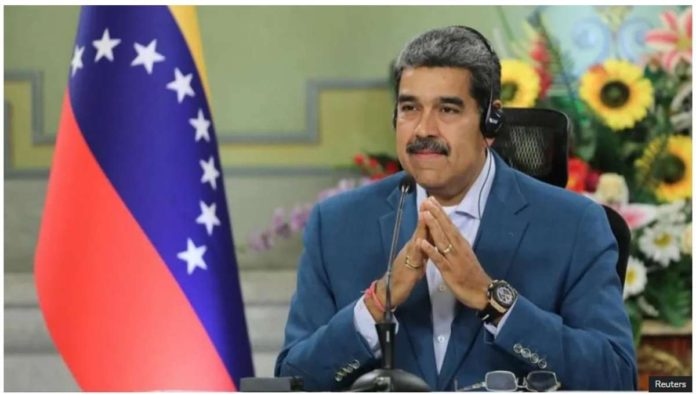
[415, 149, 496, 219]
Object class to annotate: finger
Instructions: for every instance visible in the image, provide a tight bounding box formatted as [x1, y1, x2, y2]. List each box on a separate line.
[413, 211, 428, 240]
[418, 238, 449, 271]
[423, 210, 452, 254]
[418, 199, 429, 212]
[409, 212, 430, 245]
[407, 217, 425, 255]
[423, 197, 461, 243]
[393, 248, 423, 279]
[409, 240, 429, 272]
[409, 231, 429, 266]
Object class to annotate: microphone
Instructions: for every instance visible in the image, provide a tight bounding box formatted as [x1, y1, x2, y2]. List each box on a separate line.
[384, 175, 415, 324]
[351, 174, 429, 392]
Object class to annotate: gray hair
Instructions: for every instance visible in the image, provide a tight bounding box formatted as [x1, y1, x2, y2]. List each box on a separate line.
[393, 25, 501, 113]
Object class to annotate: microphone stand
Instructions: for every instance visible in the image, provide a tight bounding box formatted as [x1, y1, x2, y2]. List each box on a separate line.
[350, 176, 430, 392]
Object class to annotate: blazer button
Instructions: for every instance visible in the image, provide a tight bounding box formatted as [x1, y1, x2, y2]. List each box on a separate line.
[530, 353, 539, 364]
[521, 348, 531, 359]
[538, 359, 548, 369]
[513, 343, 523, 353]
[350, 360, 361, 369]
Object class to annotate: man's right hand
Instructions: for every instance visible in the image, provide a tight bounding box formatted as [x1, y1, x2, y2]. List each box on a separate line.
[365, 211, 429, 321]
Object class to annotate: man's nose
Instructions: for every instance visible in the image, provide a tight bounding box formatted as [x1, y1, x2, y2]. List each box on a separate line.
[414, 108, 439, 138]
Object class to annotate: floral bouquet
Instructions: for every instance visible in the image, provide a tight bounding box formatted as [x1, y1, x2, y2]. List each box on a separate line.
[503, 6, 692, 343]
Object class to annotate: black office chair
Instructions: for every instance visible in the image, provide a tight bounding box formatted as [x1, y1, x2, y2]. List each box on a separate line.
[491, 108, 629, 289]
[603, 205, 631, 288]
[491, 108, 569, 188]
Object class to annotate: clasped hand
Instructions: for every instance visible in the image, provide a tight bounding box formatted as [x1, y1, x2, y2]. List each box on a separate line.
[367, 197, 492, 321]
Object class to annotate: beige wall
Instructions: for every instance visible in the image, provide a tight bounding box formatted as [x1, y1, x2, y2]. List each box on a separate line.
[5, 6, 531, 170]
[5, 5, 531, 272]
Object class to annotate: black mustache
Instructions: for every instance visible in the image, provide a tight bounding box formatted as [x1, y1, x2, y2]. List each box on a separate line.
[406, 137, 450, 156]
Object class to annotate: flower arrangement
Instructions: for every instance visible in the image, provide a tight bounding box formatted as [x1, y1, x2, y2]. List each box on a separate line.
[595, 180, 692, 344]
[505, 6, 692, 343]
[246, 153, 399, 252]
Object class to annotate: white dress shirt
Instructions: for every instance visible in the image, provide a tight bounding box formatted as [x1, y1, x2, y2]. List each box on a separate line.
[354, 150, 515, 373]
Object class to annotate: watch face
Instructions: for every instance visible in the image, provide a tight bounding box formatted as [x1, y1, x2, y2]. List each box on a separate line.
[495, 285, 515, 306]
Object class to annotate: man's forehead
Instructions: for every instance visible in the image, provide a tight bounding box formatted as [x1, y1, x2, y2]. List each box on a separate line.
[401, 65, 472, 75]
[398, 66, 473, 101]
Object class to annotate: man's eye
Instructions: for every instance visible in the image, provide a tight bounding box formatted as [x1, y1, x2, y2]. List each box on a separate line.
[400, 104, 415, 112]
[441, 107, 460, 114]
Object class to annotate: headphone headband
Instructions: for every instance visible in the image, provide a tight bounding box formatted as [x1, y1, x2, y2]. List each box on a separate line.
[456, 26, 504, 138]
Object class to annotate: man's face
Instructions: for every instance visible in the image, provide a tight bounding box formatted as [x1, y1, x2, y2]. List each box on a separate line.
[395, 67, 488, 200]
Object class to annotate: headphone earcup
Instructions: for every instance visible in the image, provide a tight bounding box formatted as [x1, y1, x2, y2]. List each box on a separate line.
[482, 106, 504, 138]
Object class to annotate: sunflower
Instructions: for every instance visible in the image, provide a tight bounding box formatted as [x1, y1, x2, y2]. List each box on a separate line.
[636, 135, 691, 202]
[500, 59, 540, 108]
[578, 60, 654, 131]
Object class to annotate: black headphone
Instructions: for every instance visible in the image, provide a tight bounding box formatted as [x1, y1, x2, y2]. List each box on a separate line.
[392, 25, 504, 139]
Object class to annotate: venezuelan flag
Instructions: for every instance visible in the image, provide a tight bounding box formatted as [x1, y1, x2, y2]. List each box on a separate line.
[34, 6, 254, 390]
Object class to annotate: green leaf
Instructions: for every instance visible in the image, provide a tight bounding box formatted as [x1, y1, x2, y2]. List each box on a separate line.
[527, 11, 589, 153]
[590, 125, 627, 173]
[544, 94, 597, 160]
[644, 268, 691, 327]
[573, 124, 597, 161]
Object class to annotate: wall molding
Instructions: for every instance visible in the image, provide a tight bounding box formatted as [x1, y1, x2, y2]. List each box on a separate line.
[4, 69, 388, 177]
[4, 70, 51, 145]
[4, 69, 390, 145]
[5, 102, 12, 175]
[218, 78, 390, 144]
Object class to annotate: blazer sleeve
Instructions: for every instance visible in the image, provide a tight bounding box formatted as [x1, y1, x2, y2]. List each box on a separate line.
[488, 202, 637, 390]
[274, 203, 379, 391]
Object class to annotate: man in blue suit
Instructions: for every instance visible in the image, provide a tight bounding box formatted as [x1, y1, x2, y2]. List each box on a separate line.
[275, 26, 636, 391]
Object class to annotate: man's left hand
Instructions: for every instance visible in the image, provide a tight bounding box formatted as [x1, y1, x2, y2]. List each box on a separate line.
[418, 196, 492, 311]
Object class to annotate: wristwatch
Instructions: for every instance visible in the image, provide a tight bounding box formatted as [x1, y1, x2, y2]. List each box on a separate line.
[478, 280, 517, 324]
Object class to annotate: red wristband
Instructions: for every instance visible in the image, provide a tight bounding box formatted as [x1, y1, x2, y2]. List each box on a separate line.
[365, 280, 393, 314]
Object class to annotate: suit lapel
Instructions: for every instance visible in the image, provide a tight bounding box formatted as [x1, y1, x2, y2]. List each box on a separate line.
[378, 179, 438, 389]
[437, 153, 530, 390]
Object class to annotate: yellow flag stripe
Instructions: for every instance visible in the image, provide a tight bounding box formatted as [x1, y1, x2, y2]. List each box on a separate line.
[168, 6, 212, 108]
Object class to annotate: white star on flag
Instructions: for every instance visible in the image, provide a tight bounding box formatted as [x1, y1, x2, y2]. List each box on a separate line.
[177, 238, 208, 275]
[92, 28, 121, 62]
[189, 108, 211, 142]
[166, 67, 195, 103]
[196, 201, 221, 236]
[131, 39, 165, 74]
[70, 45, 85, 77]
[200, 156, 220, 190]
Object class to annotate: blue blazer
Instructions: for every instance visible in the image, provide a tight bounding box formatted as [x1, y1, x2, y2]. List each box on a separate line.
[276, 153, 637, 391]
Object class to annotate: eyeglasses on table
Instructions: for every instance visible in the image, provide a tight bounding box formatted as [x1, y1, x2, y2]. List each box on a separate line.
[455, 370, 561, 392]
